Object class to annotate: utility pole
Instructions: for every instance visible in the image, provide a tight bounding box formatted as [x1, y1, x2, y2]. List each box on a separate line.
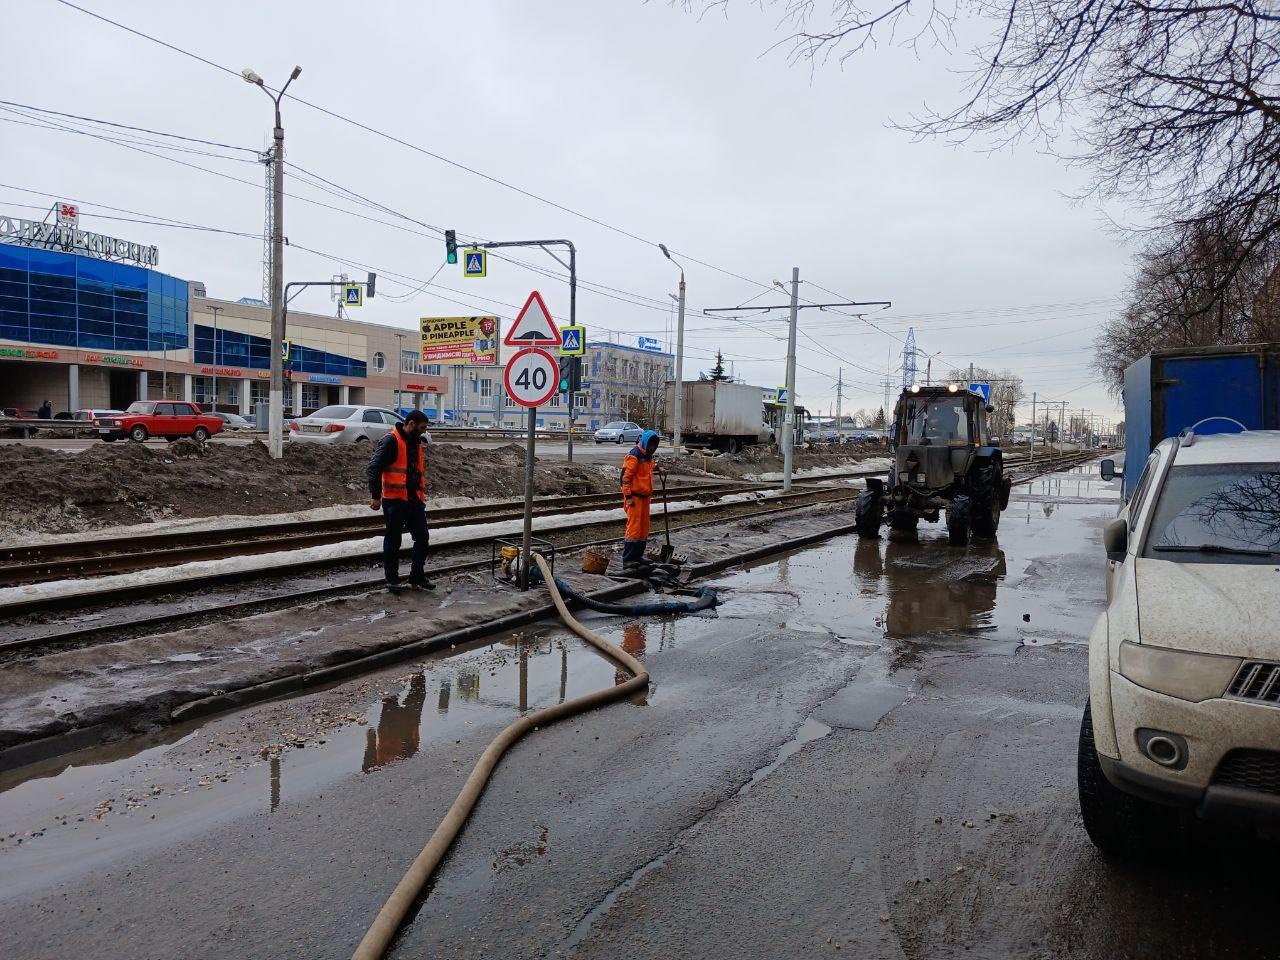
[208, 305, 222, 413]
[1030, 391, 1037, 464]
[659, 244, 686, 456]
[835, 368, 844, 442]
[243, 64, 302, 460]
[704, 277, 891, 490]
[782, 268, 800, 490]
[395, 332, 405, 412]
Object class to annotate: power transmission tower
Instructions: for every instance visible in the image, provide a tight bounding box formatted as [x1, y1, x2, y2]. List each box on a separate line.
[835, 368, 844, 441]
[260, 147, 275, 304]
[901, 327, 918, 388]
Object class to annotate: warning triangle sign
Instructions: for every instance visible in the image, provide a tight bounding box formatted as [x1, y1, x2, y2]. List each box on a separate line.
[504, 290, 560, 347]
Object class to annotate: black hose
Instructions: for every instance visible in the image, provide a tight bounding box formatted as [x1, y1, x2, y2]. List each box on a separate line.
[552, 576, 717, 615]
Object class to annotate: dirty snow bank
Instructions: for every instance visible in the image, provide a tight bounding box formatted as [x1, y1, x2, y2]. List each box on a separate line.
[0, 491, 793, 606]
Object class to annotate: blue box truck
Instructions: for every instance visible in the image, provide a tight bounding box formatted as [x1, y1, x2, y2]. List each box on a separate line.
[1122, 343, 1280, 496]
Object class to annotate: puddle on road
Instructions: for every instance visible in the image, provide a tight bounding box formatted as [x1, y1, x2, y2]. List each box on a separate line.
[0, 463, 1119, 899]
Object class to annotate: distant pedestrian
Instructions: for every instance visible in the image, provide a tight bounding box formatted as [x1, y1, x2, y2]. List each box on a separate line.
[367, 409, 433, 593]
[37, 400, 52, 420]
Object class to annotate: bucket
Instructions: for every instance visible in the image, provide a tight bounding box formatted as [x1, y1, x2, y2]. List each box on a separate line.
[581, 549, 610, 575]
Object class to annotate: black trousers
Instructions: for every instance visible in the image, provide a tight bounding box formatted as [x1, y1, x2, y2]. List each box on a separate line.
[382, 498, 429, 584]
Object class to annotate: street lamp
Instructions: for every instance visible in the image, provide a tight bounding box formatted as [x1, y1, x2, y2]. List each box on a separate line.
[658, 243, 685, 456]
[208, 305, 222, 413]
[244, 64, 302, 459]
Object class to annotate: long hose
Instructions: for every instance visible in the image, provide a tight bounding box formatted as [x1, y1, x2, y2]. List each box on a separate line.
[351, 553, 650, 960]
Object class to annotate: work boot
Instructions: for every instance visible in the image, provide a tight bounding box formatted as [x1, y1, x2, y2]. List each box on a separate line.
[385, 581, 404, 595]
[409, 576, 435, 591]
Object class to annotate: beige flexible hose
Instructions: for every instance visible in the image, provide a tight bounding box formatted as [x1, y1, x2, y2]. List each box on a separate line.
[351, 553, 649, 960]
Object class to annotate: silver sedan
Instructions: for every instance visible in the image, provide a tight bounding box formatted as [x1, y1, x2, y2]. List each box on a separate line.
[287, 405, 431, 445]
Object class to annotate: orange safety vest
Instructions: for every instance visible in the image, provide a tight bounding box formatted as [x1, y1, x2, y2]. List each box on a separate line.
[381, 429, 427, 501]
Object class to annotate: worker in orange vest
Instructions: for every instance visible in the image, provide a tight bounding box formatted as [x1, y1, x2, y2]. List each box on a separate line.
[367, 409, 433, 593]
[621, 429, 664, 570]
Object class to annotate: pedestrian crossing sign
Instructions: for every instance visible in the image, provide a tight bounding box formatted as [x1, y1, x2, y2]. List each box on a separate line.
[559, 325, 586, 356]
[342, 284, 363, 307]
[775, 387, 790, 405]
[969, 382, 991, 404]
[463, 249, 486, 278]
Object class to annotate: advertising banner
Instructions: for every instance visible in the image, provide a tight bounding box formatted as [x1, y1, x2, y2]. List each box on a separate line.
[420, 316, 499, 365]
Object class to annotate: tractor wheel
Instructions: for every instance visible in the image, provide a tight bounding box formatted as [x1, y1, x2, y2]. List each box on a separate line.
[854, 490, 883, 538]
[947, 495, 971, 546]
[970, 460, 1002, 538]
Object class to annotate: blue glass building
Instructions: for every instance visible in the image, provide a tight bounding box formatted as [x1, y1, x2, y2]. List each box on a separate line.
[0, 244, 188, 352]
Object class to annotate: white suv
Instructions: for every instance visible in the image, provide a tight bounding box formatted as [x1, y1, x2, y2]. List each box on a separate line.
[1080, 428, 1280, 856]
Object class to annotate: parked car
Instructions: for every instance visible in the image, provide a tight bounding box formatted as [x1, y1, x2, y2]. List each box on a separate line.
[96, 401, 225, 443]
[73, 409, 125, 426]
[593, 421, 643, 444]
[211, 411, 256, 432]
[1079, 428, 1280, 858]
[2, 407, 39, 419]
[287, 405, 431, 445]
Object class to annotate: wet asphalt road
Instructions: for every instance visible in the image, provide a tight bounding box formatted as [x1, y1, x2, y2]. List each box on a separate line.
[3, 461, 1277, 960]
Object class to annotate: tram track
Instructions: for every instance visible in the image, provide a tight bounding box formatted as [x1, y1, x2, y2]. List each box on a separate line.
[0, 450, 1097, 658]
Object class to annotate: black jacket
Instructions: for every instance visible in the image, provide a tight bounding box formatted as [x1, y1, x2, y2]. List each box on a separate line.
[367, 425, 425, 502]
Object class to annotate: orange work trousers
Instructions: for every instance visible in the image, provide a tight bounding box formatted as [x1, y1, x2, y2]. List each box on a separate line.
[624, 494, 651, 541]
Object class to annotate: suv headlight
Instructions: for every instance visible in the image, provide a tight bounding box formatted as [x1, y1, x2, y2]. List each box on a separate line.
[1118, 641, 1241, 703]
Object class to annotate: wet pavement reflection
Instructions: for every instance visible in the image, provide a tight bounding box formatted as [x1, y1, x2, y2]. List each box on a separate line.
[0, 462, 1121, 901]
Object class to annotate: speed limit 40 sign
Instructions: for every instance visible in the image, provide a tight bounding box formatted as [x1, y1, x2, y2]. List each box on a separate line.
[503, 347, 559, 407]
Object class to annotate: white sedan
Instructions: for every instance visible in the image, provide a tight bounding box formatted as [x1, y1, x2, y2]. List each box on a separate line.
[287, 405, 430, 445]
[1079, 428, 1280, 857]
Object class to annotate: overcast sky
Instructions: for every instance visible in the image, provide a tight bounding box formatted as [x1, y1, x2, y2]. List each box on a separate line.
[7, 0, 1128, 422]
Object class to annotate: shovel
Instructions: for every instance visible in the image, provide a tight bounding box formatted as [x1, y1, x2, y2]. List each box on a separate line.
[658, 470, 675, 564]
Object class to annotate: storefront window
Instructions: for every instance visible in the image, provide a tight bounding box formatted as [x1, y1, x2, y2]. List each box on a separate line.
[302, 384, 320, 410]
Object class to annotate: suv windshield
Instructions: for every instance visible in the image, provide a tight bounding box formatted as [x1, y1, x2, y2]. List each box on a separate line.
[125, 401, 155, 414]
[903, 399, 969, 445]
[312, 406, 356, 419]
[1143, 463, 1280, 563]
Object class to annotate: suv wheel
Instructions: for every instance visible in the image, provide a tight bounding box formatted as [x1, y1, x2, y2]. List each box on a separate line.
[192, 426, 210, 442]
[1077, 701, 1190, 859]
[946, 495, 971, 546]
[129, 424, 149, 443]
[854, 490, 883, 537]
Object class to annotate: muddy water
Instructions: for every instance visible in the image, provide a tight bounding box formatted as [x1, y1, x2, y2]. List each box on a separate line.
[0, 461, 1119, 901]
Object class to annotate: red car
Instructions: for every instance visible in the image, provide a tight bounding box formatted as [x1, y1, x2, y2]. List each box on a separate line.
[96, 401, 225, 443]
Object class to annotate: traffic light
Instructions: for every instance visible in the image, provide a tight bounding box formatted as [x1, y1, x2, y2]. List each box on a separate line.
[444, 229, 458, 265]
[366, 272, 376, 299]
[558, 356, 581, 394]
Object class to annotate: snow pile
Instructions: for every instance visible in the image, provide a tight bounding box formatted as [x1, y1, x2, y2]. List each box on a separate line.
[0, 491, 793, 607]
[749, 457, 893, 483]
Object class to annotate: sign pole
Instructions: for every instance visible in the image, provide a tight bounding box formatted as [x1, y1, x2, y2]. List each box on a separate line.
[566, 245, 576, 464]
[520, 404, 537, 591]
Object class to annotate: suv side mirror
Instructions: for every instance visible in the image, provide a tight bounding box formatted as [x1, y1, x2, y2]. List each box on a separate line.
[1103, 517, 1128, 562]
[1099, 458, 1116, 481]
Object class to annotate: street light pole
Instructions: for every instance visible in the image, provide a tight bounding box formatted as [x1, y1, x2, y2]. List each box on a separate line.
[243, 64, 301, 460]
[208, 305, 222, 413]
[659, 244, 686, 456]
[395, 332, 405, 412]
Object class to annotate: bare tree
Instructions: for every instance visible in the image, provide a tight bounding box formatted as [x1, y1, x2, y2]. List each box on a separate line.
[683, 1, 1280, 296]
[1096, 218, 1280, 395]
[947, 365, 1024, 437]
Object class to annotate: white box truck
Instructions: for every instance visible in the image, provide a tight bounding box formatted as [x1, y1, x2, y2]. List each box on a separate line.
[663, 381, 775, 454]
